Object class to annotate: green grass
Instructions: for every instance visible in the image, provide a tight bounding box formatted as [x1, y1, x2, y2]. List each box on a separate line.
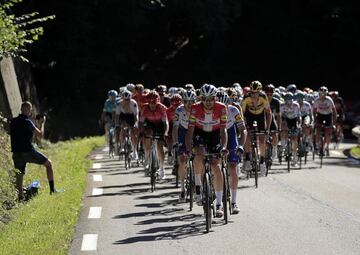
[350, 146, 360, 159]
[0, 136, 104, 255]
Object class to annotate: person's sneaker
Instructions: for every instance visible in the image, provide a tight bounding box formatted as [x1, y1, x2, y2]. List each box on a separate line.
[178, 191, 186, 202]
[131, 151, 138, 160]
[260, 163, 266, 176]
[158, 169, 166, 180]
[195, 194, 202, 206]
[50, 188, 65, 195]
[231, 203, 240, 214]
[215, 205, 224, 218]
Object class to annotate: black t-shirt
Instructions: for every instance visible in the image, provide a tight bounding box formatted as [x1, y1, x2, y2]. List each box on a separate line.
[10, 114, 36, 152]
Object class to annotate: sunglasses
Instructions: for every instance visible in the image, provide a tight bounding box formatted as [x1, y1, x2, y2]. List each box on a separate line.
[202, 97, 215, 102]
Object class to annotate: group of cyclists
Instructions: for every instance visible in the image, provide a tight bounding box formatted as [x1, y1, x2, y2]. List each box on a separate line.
[99, 81, 346, 219]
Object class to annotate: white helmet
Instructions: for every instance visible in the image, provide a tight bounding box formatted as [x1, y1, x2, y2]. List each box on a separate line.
[182, 90, 197, 101]
[168, 87, 178, 95]
[122, 89, 132, 99]
[200, 83, 217, 97]
[126, 83, 135, 92]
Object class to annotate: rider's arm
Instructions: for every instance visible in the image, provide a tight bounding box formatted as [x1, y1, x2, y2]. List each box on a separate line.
[265, 107, 272, 131]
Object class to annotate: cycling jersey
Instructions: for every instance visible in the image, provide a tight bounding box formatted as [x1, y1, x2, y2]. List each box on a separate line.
[189, 102, 227, 132]
[226, 105, 245, 130]
[174, 105, 189, 129]
[333, 97, 345, 120]
[241, 92, 270, 115]
[280, 102, 300, 120]
[132, 93, 148, 111]
[140, 103, 168, 123]
[166, 105, 177, 123]
[269, 97, 281, 115]
[313, 96, 335, 115]
[115, 99, 138, 116]
[103, 99, 117, 113]
[299, 101, 312, 117]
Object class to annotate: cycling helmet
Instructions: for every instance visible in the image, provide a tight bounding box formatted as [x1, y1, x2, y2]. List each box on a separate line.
[273, 92, 281, 100]
[328, 91, 338, 99]
[318, 86, 328, 95]
[200, 83, 217, 97]
[264, 84, 275, 94]
[286, 84, 297, 93]
[250, 81, 262, 92]
[134, 84, 144, 92]
[233, 82, 242, 89]
[278, 86, 286, 93]
[295, 91, 305, 101]
[147, 90, 160, 103]
[185, 84, 195, 91]
[234, 87, 243, 97]
[284, 92, 293, 101]
[126, 83, 135, 92]
[182, 90, 197, 101]
[227, 88, 238, 99]
[216, 91, 229, 105]
[170, 93, 183, 106]
[168, 87, 178, 95]
[122, 89, 132, 100]
[303, 87, 312, 94]
[218, 86, 227, 92]
[156, 84, 167, 93]
[118, 86, 126, 95]
[108, 90, 118, 97]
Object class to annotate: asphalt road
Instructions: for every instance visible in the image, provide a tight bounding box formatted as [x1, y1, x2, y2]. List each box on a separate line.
[69, 142, 360, 255]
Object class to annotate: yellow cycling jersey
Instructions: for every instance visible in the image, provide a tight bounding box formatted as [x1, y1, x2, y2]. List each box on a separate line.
[241, 92, 270, 115]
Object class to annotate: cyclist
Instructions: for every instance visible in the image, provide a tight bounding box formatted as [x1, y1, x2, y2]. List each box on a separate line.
[185, 84, 228, 217]
[100, 90, 118, 144]
[156, 84, 171, 107]
[139, 90, 169, 179]
[312, 86, 337, 155]
[241, 81, 272, 176]
[185, 83, 195, 92]
[172, 90, 197, 202]
[126, 83, 135, 93]
[132, 84, 148, 113]
[280, 92, 301, 166]
[115, 89, 139, 160]
[286, 84, 297, 94]
[329, 91, 345, 143]
[264, 84, 281, 159]
[168, 87, 179, 96]
[166, 94, 183, 164]
[217, 91, 246, 214]
[295, 91, 313, 151]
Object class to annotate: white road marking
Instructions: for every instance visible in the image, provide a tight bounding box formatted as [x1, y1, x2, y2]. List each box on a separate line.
[81, 234, 98, 251]
[94, 155, 104, 160]
[92, 188, 103, 196]
[92, 163, 101, 169]
[88, 207, 102, 219]
[93, 175, 103, 182]
[102, 147, 109, 152]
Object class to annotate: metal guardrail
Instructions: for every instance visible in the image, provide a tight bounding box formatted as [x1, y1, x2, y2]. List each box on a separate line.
[352, 126, 360, 145]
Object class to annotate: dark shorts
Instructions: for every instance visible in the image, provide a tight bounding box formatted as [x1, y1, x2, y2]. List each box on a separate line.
[244, 111, 266, 131]
[119, 113, 136, 127]
[270, 115, 278, 131]
[316, 113, 333, 127]
[193, 127, 221, 154]
[283, 117, 297, 130]
[144, 121, 165, 139]
[177, 125, 187, 154]
[13, 150, 48, 174]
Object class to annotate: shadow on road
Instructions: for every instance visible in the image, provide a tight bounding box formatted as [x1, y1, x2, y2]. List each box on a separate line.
[113, 208, 184, 219]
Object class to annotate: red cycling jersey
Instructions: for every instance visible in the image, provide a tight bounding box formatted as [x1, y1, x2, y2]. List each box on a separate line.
[132, 93, 148, 112]
[140, 103, 168, 123]
[166, 105, 177, 123]
[189, 102, 227, 132]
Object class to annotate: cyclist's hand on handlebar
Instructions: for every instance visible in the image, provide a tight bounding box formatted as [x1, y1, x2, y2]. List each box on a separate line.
[236, 145, 244, 155]
[172, 142, 179, 149]
[185, 149, 193, 157]
[221, 147, 229, 156]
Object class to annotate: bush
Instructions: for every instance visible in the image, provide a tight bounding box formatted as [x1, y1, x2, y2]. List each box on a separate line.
[0, 114, 18, 225]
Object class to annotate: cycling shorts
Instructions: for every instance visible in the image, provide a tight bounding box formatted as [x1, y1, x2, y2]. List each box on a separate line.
[316, 113, 332, 127]
[177, 125, 187, 155]
[193, 127, 221, 154]
[119, 113, 136, 127]
[144, 121, 165, 138]
[244, 111, 266, 131]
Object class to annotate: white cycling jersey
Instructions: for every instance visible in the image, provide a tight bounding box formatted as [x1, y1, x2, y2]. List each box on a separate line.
[299, 101, 312, 117]
[313, 96, 335, 115]
[280, 101, 300, 119]
[173, 104, 190, 129]
[226, 105, 244, 129]
[115, 99, 138, 116]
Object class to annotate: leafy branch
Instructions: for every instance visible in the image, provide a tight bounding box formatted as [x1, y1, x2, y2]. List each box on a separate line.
[0, 0, 55, 61]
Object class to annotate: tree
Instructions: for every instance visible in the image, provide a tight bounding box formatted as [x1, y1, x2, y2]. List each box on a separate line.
[0, 0, 55, 61]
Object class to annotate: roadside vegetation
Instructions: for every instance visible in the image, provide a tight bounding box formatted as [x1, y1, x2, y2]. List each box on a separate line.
[350, 145, 360, 159]
[0, 116, 104, 255]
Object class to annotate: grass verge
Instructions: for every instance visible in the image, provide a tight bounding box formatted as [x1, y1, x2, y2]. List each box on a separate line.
[0, 136, 104, 255]
[350, 146, 360, 159]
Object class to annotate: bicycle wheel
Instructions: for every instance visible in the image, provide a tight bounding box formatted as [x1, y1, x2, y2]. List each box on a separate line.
[203, 173, 212, 233]
[188, 162, 194, 211]
[287, 138, 291, 173]
[222, 166, 229, 224]
[150, 150, 157, 192]
[265, 143, 272, 176]
[253, 147, 259, 188]
[109, 129, 115, 158]
[320, 137, 324, 168]
[174, 150, 179, 188]
[124, 137, 128, 170]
